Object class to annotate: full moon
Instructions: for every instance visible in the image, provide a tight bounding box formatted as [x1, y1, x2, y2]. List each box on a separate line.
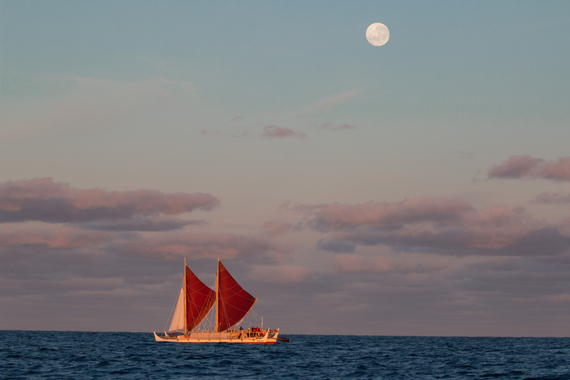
[366, 23, 390, 46]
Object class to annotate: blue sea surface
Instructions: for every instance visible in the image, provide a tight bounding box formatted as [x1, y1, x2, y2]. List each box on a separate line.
[1, 331, 570, 379]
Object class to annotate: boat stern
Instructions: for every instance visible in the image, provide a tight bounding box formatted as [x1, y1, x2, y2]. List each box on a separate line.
[154, 331, 169, 342]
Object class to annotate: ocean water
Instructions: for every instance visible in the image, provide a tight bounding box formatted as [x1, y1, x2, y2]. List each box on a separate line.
[1, 331, 570, 379]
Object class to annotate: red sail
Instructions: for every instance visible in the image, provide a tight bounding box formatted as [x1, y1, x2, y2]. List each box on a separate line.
[185, 266, 216, 331]
[217, 260, 257, 332]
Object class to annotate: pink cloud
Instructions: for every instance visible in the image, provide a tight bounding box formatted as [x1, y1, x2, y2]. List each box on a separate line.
[249, 265, 312, 282]
[296, 197, 570, 256]
[262, 125, 306, 139]
[331, 254, 444, 275]
[115, 232, 293, 260]
[307, 197, 474, 231]
[0, 227, 108, 249]
[488, 155, 570, 181]
[260, 221, 293, 237]
[339, 208, 559, 255]
[84, 216, 206, 231]
[0, 178, 219, 226]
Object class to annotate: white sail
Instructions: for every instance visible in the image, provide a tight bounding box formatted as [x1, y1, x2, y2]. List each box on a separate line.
[168, 288, 184, 332]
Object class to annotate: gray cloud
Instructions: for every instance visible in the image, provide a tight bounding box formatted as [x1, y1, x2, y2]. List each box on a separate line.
[532, 192, 570, 204]
[0, 178, 219, 230]
[294, 197, 570, 257]
[488, 155, 570, 181]
[316, 239, 356, 253]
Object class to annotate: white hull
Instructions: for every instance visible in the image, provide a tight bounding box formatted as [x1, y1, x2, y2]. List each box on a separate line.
[153, 329, 279, 345]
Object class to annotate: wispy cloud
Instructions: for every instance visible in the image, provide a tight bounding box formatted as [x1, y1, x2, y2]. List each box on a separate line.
[199, 129, 252, 138]
[532, 192, 570, 204]
[295, 89, 362, 117]
[1, 76, 197, 143]
[262, 125, 307, 139]
[0, 108, 92, 142]
[229, 116, 245, 122]
[260, 221, 293, 237]
[114, 232, 293, 260]
[317, 122, 358, 131]
[488, 155, 570, 181]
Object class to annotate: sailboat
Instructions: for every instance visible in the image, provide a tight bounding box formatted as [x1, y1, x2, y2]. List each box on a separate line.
[154, 258, 282, 344]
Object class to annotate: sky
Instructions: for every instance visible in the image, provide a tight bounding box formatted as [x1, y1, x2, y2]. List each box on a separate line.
[1, 0, 570, 336]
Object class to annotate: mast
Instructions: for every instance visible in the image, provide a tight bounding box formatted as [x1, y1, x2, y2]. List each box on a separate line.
[183, 257, 188, 335]
[215, 257, 219, 332]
